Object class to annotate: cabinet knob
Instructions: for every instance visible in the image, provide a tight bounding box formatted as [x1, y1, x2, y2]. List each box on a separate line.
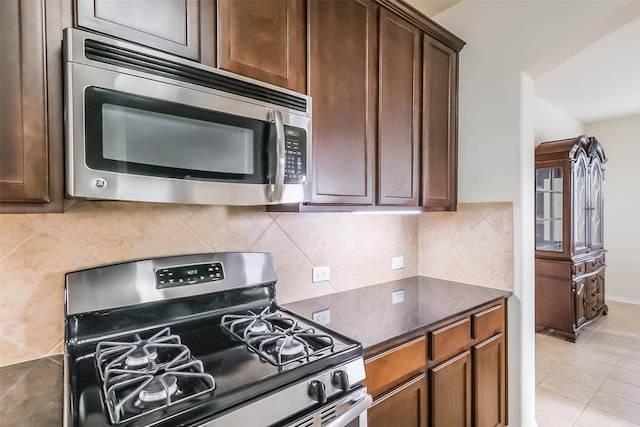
[308, 380, 327, 404]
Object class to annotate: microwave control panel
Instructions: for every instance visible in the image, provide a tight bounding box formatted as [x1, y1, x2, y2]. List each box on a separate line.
[155, 262, 224, 289]
[284, 126, 307, 184]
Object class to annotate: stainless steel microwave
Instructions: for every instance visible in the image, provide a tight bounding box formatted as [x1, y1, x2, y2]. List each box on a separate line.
[64, 28, 311, 205]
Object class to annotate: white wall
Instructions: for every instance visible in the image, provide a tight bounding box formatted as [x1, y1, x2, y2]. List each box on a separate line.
[415, 1, 637, 426]
[535, 96, 585, 144]
[585, 114, 640, 304]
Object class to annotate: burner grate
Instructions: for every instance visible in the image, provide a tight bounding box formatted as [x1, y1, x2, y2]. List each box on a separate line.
[221, 308, 335, 368]
[94, 328, 215, 424]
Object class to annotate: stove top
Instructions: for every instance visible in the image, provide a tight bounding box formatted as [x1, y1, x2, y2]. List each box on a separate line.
[64, 253, 364, 427]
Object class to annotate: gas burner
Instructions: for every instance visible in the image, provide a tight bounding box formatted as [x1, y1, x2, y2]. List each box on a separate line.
[249, 319, 271, 333]
[138, 375, 178, 403]
[276, 336, 306, 357]
[126, 349, 158, 368]
[221, 307, 295, 340]
[94, 328, 216, 424]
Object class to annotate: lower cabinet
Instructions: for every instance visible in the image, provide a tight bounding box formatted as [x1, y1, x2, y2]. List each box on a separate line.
[428, 351, 471, 427]
[427, 302, 506, 427]
[536, 255, 607, 341]
[365, 299, 507, 427]
[473, 333, 506, 427]
[364, 336, 427, 427]
[368, 373, 427, 427]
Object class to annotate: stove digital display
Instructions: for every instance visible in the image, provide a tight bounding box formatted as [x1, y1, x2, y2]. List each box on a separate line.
[155, 262, 224, 289]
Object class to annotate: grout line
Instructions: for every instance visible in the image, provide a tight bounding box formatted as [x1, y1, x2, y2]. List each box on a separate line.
[536, 303, 640, 426]
[175, 213, 216, 251]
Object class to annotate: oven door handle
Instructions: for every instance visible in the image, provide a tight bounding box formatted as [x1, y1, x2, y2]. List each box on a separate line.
[268, 109, 286, 203]
[324, 393, 373, 427]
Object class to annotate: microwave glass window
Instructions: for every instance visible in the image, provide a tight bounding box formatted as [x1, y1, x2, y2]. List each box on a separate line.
[102, 104, 254, 175]
[84, 87, 269, 184]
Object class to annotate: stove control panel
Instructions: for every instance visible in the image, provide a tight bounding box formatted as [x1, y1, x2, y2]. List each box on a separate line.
[155, 262, 224, 289]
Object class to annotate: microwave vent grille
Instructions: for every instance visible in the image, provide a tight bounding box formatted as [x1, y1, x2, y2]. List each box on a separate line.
[84, 39, 308, 113]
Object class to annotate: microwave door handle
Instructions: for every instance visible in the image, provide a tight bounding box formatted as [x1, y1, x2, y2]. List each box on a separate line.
[268, 110, 286, 203]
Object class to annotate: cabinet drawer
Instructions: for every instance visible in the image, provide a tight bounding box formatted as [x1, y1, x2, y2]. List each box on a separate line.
[364, 337, 426, 398]
[429, 317, 471, 364]
[472, 304, 504, 342]
[573, 262, 586, 276]
[586, 255, 605, 273]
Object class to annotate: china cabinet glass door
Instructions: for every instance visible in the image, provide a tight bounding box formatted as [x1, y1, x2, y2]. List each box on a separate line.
[536, 167, 563, 251]
[574, 154, 588, 253]
[590, 159, 604, 249]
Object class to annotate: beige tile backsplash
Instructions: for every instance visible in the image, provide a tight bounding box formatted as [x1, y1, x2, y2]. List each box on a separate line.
[419, 203, 514, 291]
[0, 201, 512, 366]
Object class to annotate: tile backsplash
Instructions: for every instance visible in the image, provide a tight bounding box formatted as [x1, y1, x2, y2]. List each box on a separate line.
[0, 201, 511, 366]
[419, 203, 513, 291]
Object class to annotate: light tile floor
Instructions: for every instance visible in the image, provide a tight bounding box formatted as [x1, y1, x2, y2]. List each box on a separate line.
[536, 300, 640, 426]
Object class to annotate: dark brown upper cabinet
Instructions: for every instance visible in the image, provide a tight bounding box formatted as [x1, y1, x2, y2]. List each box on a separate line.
[274, 0, 464, 212]
[307, 0, 378, 205]
[378, 9, 421, 206]
[0, 0, 67, 213]
[76, 0, 203, 61]
[217, 0, 306, 93]
[422, 34, 458, 210]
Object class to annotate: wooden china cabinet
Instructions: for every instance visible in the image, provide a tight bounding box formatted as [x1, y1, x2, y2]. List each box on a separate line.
[535, 135, 607, 342]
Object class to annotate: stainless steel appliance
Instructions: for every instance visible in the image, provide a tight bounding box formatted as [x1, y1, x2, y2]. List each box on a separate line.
[63, 252, 371, 427]
[64, 28, 312, 206]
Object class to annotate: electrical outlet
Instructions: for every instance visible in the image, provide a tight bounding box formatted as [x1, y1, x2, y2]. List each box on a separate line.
[392, 290, 405, 304]
[312, 309, 331, 325]
[392, 256, 405, 270]
[312, 266, 331, 282]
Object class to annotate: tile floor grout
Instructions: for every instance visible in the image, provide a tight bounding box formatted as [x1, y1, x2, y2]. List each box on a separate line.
[535, 300, 640, 427]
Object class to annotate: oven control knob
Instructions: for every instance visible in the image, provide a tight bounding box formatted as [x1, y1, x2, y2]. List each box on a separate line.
[331, 370, 350, 391]
[308, 380, 327, 404]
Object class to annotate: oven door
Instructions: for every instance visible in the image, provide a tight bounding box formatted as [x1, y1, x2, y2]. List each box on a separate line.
[285, 388, 373, 427]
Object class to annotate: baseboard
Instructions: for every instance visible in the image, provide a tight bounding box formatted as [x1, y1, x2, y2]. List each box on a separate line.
[607, 295, 640, 305]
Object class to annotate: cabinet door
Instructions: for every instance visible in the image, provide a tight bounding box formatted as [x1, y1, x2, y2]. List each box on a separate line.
[428, 351, 471, 427]
[217, 0, 305, 93]
[1, 0, 65, 212]
[595, 270, 605, 311]
[574, 279, 587, 329]
[76, 0, 200, 60]
[308, 0, 377, 205]
[573, 152, 589, 255]
[589, 158, 604, 251]
[422, 34, 458, 210]
[369, 374, 427, 427]
[473, 334, 506, 427]
[377, 9, 420, 206]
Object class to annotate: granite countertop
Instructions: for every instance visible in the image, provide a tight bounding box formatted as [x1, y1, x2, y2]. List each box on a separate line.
[283, 276, 512, 354]
[0, 277, 510, 426]
[0, 355, 63, 427]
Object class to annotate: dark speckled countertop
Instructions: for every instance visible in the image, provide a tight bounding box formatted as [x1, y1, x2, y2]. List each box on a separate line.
[0, 277, 510, 426]
[283, 276, 512, 354]
[0, 355, 62, 427]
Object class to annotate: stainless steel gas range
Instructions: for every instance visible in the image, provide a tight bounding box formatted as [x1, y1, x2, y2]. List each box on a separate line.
[63, 252, 371, 427]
